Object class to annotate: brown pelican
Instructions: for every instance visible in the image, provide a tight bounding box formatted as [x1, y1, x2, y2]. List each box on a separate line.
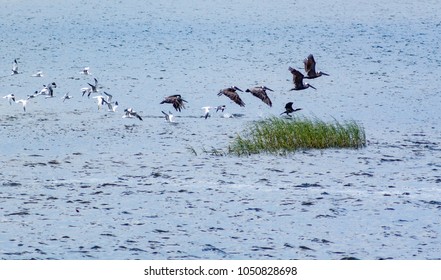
[288, 67, 316, 91]
[280, 102, 302, 116]
[303, 54, 329, 79]
[217, 86, 245, 107]
[160, 94, 187, 112]
[245, 86, 273, 107]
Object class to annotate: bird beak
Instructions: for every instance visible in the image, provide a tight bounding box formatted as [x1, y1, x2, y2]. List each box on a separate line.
[265, 87, 274, 92]
[235, 87, 243, 92]
[309, 84, 316, 90]
[321, 72, 330, 76]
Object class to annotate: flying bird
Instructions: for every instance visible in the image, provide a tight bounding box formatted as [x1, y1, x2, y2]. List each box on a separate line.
[217, 86, 245, 107]
[288, 67, 316, 91]
[245, 86, 273, 107]
[11, 59, 19, 75]
[303, 54, 329, 79]
[16, 99, 28, 112]
[88, 78, 99, 93]
[31, 71, 44, 77]
[216, 105, 226, 112]
[280, 102, 302, 116]
[162, 111, 175, 122]
[201, 106, 214, 119]
[81, 78, 98, 97]
[61, 92, 73, 102]
[3, 94, 16, 105]
[123, 108, 143, 121]
[92, 95, 108, 110]
[39, 82, 57, 98]
[160, 94, 187, 112]
[81, 67, 91, 75]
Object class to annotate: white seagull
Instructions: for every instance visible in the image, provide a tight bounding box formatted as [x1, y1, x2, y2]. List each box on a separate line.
[61, 92, 73, 102]
[123, 108, 143, 121]
[16, 99, 28, 112]
[11, 59, 19, 75]
[39, 82, 57, 98]
[80, 67, 91, 75]
[31, 71, 44, 77]
[161, 111, 174, 122]
[81, 78, 98, 98]
[201, 106, 213, 119]
[3, 93, 16, 105]
[92, 95, 108, 110]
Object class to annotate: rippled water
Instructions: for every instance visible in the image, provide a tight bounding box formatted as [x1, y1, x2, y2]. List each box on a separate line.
[1, 0, 440, 259]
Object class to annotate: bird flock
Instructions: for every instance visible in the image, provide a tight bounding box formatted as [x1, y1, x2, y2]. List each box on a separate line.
[2, 54, 329, 121]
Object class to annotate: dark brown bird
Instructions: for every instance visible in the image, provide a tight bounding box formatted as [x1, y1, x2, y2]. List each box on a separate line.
[160, 94, 188, 112]
[245, 86, 273, 107]
[303, 54, 329, 79]
[288, 67, 316, 91]
[280, 102, 302, 116]
[217, 86, 245, 107]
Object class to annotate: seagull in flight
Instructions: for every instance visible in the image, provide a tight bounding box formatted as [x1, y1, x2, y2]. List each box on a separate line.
[39, 82, 57, 98]
[123, 108, 143, 121]
[11, 59, 19, 75]
[3, 93, 16, 105]
[201, 106, 214, 119]
[81, 78, 98, 97]
[80, 67, 91, 75]
[31, 71, 44, 77]
[162, 111, 175, 122]
[16, 99, 28, 112]
[216, 105, 226, 112]
[61, 92, 73, 102]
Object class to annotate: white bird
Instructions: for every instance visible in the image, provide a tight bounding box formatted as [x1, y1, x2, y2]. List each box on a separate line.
[3, 93, 16, 105]
[81, 87, 92, 97]
[92, 95, 108, 110]
[61, 92, 73, 102]
[81, 78, 98, 98]
[11, 59, 19, 75]
[161, 111, 174, 122]
[216, 105, 226, 112]
[16, 99, 28, 112]
[123, 108, 143, 121]
[201, 106, 213, 119]
[108, 101, 118, 112]
[27, 91, 39, 100]
[31, 71, 44, 77]
[102, 92, 118, 111]
[39, 82, 57, 98]
[80, 67, 91, 75]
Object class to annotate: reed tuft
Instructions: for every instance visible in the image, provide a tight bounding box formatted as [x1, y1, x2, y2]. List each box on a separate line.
[228, 116, 366, 155]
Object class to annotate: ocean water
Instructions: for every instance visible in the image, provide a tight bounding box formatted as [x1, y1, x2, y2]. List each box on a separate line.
[1, 0, 440, 259]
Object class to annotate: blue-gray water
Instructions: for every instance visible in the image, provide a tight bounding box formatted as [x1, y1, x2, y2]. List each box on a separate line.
[1, 0, 440, 259]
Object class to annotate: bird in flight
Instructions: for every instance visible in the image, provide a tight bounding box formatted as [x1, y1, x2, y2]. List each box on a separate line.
[218, 86, 245, 107]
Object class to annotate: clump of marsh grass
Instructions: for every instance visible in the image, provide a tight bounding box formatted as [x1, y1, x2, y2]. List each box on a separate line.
[228, 116, 366, 156]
